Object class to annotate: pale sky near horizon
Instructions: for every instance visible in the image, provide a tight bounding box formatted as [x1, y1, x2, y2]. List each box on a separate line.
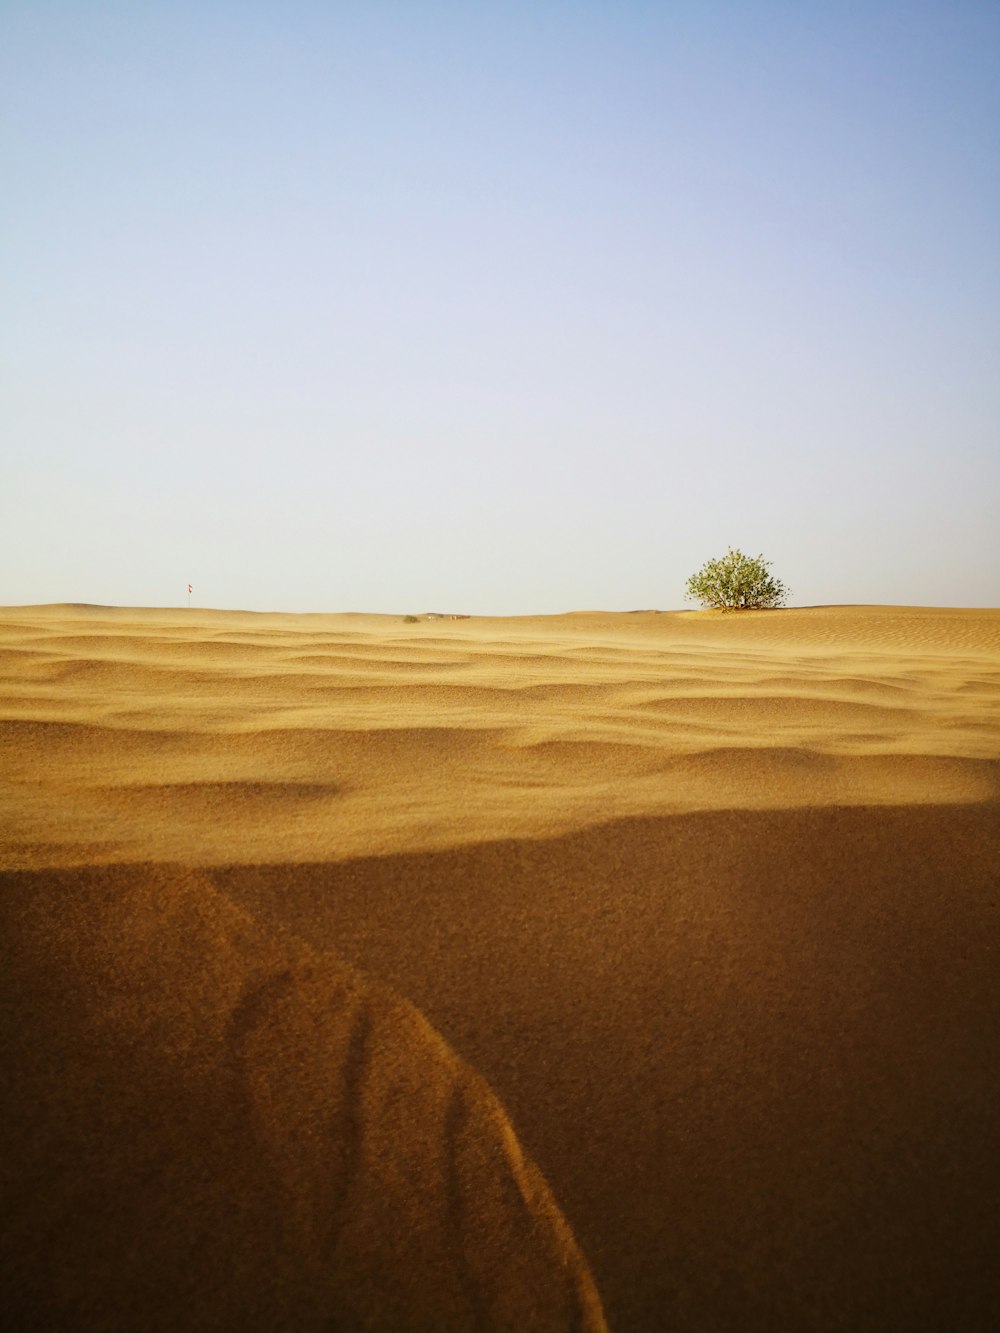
[3, 1, 998, 614]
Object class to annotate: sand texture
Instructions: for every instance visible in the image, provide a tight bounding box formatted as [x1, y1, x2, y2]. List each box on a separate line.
[2, 603, 999, 1330]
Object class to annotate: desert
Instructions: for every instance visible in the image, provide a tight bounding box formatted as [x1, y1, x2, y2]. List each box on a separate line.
[2, 602, 999, 1331]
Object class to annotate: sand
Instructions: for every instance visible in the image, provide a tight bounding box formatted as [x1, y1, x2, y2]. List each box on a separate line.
[2, 603, 998, 1330]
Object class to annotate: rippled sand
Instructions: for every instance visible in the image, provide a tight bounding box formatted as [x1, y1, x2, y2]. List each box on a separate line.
[3, 603, 998, 1330]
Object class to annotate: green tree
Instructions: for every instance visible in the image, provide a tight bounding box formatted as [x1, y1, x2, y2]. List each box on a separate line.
[685, 547, 789, 611]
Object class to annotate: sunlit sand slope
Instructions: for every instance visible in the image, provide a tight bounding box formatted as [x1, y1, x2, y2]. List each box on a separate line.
[2, 604, 997, 868]
[1, 603, 998, 1331]
[1, 865, 606, 1331]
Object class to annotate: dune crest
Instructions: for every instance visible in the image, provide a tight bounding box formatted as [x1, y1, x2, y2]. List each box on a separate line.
[1, 864, 606, 1331]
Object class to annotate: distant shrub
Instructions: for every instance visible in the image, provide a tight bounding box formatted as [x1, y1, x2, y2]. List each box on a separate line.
[685, 548, 789, 611]
[403, 614, 420, 623]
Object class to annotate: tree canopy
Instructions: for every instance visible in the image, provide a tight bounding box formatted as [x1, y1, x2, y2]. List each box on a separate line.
[685, 548, 789, 611]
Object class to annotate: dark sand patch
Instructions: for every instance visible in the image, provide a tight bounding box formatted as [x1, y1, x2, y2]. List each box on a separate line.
[211, 803, 1000, 1332]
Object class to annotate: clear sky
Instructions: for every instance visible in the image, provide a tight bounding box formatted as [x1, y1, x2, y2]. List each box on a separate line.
[3, 1, 998, 613]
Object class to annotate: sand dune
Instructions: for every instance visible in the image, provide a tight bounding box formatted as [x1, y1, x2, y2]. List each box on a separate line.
[2, 603, 999, 1330]
[2, 604, 997, 869]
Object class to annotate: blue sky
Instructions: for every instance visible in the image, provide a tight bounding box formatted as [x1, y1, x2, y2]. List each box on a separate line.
[3, 1, 998, 613]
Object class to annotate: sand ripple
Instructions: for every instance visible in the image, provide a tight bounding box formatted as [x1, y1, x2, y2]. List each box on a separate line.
[1, 604, 997, 869]
[1, 865, 606, 1330]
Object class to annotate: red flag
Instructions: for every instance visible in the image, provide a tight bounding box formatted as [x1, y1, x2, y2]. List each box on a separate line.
[187, 584, 193, 594]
